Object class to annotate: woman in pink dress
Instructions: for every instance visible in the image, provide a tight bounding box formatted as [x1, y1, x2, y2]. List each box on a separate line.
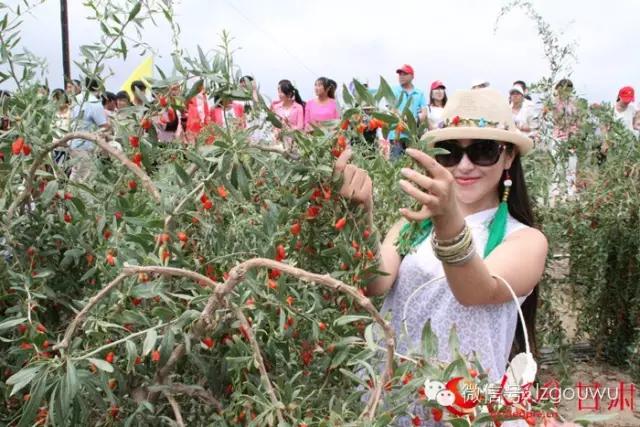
[304, 77, 339, 130]
[270, 79, 305, 131]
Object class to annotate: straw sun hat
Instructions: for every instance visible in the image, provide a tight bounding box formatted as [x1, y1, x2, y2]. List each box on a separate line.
[423, 88, 533, 154]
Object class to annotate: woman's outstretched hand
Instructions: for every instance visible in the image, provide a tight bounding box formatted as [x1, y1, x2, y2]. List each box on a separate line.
[334, 148, 373, 214]
[398, 148, 460, 227]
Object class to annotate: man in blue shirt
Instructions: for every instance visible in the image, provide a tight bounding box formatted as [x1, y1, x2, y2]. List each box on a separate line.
[69, 77, 109, 181]
[388, 64, 426, 159]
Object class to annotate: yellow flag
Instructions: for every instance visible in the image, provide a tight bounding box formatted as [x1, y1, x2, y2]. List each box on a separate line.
[121, 56, 153, 98]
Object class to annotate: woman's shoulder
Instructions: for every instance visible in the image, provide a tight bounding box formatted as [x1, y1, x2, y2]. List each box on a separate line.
[505, 217, 547, 247]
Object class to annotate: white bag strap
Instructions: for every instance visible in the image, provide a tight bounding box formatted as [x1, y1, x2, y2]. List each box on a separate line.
[491, 274, 532, 355]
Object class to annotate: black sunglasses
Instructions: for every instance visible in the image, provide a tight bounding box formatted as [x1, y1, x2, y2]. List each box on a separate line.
[434, 140, 506, 167]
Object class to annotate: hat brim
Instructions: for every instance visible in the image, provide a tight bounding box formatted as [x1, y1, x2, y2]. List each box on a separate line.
[422, 127, 533, 155]
[620, 96, 634, 103]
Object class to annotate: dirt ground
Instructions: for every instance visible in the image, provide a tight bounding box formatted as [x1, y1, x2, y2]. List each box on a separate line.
[538, 257, 639, 426]
[538, 363, 640, 426]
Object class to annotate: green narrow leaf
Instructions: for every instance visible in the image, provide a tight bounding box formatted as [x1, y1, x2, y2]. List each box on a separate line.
[441, 358, 466, 382]
[159, 328, 175, 364]
[364, 324, 377, 352]
[17, 370, 49, 427]
[352, 79, 375, 106]
[237, 162, 250, 198]
[421, 320, 438, 359]
[120, 38, 127, 60]
[333, 314, 370, 327]
[32, 269, 54, 279]
[185, 79, 204, 101]
[142, 329, 157, 356]
[265, 109, 283, 129]
[471, 414, 495, 426]
[7, 365, 42, 396]
[100, 21, 110, 36]
[173, 163, 191, 186]
[59, 361, 77, 421]
[338, 368, 367, 386]
[377, 76, 397, 106]
[278, 307, 286, 335]
[79, 266, 96, 282]
[155, 65, 166, 80]
[125, 340, 138, 372]
[341, 83, 354, 105]
[0, 316, 27, 332]
[40, 181, 58, 207]
[128, 2, 141, 21]
[197, 45, 208, 69]
[87, 358, 114, 373]
[330, 348, 351, 369]
[446, 418, 470, 427]
[403, 101, 418, 134]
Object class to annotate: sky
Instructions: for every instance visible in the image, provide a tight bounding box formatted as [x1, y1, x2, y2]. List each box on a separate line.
[11, 0, 640, 104]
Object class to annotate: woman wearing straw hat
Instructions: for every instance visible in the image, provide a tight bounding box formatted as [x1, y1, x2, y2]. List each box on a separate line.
[335, 88, 548, 424]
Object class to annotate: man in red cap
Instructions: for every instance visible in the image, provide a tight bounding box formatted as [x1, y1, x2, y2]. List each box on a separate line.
[614, 86, 636, 131]
[388, 64, 426, 159]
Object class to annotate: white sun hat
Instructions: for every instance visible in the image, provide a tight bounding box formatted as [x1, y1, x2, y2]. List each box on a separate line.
[422, 88, 533, 154]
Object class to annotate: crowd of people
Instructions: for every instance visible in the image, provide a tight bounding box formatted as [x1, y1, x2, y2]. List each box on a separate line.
[1, 63, 638, 178]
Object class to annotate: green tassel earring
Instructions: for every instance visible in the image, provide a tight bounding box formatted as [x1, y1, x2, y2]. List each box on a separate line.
[484, 170, 511, 257]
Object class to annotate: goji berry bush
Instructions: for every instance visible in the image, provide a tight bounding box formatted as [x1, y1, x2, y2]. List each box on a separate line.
[0, 1, 637, 426]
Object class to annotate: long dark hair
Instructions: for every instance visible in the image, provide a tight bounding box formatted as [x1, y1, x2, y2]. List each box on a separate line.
[429, 88, 447, 108]
[501, 147, 539, 357]
[316, 77, 336, 99]
[278, 79, 304, 108]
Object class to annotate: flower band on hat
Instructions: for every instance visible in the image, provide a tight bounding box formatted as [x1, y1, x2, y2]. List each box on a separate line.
[423, 89, 533, 154]
[439, 115, 510, 131]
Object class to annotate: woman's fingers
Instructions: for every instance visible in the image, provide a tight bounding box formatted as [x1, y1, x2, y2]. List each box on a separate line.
[406, 148, 451, 181]
[333, 148, 373, 207]
[400, 167, 438, 195]
[350, 169, 367, 193]
[333, 148, 352, 175]
[342, 165, 358, 190]
[355, 175, 373, 206]
[399, 179, 439, 207]
[399, 205, 431, 222]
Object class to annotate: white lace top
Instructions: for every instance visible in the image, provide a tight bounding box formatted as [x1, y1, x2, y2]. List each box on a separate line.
[381, 207, 529, 383]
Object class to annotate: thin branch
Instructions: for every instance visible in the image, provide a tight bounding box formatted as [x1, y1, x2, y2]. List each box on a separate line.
[150, 383, 222, 411]
[148, 343, 186, 403]
[233, 305, 284, 424]
[5, 131, 160, 222]
[71, 321, 177, 362]
[249, 142, 297, 160]
[164, 391, 185, 427]
[53, 273, 129, 352]
[55, 265, 219, 352]
[163, 181, 204, 232]
[83, 132, 161, 202]
[123, 265, 219, 288]
[0, 28, 23, 91]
